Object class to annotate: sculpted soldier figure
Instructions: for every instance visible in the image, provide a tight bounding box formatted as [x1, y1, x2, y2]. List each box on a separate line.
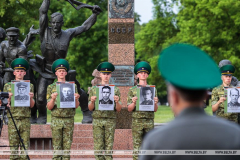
[0, 27, 28, 85]
[31, 0, 101, 124]
[0, 27, 6, 42]
[0, 26, 38, 123]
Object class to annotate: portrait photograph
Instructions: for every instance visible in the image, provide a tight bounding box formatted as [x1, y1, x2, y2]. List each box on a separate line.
[98, 85, 115, 110]
[12, 80, 30, 107]
[57, 82, 75, 108]
[138, 86, 155, 111]
[226, 87, 240, 113]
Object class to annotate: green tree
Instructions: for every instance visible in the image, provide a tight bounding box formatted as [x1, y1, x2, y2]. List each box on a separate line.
[0, 0, 108, 91]
[165, 0, 240, 84]
[135, 0, 178, 98]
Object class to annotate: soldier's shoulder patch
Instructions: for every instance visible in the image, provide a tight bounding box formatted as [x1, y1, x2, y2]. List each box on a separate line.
[215, 85, 222, 89]
[130, 86, 137, 90]
[49, 82, 56, 87]
[5, 82, 11, 85]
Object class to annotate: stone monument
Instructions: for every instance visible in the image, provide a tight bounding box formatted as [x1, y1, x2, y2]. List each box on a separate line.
[108, 0, 135, 129]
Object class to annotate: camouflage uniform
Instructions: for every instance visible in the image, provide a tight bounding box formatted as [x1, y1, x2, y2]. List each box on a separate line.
[89, 86, 121, 160]
[46, 82, 78, 160]
[4, 82, 34, 160]
[211, 84, 238, 123]
[127, 86, 157, 160]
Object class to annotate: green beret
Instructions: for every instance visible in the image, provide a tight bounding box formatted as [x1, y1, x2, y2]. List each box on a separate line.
[97, 62, 115, 73]
[6, 27, 19, 36]
[220, 64, 235, 76]
[52, 59, 69, 73]
[16, 82, 27, 88]
[11, 58, 29, 71]
[158, 43, 221, 89]
[134, 61, 151, 75]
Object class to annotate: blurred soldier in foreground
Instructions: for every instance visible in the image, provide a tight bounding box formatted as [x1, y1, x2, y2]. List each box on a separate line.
[139, 44, 240, 160]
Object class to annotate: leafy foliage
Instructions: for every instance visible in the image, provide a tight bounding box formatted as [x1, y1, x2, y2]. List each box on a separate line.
[135, 0, 178, 97]
[0, 0, 108, 91]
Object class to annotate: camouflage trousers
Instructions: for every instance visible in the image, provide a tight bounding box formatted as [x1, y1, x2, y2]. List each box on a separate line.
[8, 117, 30, 160]
[93, 118, 116, 160]
[51, 116, 74, 160]
[132, 118, 154, 160]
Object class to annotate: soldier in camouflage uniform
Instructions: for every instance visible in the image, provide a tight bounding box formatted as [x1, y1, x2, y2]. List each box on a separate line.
[127, 61, 159, 160]
[4, 58, 35, 160]
[88, 62, 122, 160]
[211, 63, 238, 123]
[46, 59, 80, 160]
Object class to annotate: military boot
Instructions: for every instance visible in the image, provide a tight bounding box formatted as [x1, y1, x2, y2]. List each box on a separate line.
[82, 110, 92, 124]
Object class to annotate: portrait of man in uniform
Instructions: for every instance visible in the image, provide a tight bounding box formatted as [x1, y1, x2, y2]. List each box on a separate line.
[140, 87, 154, 105]
[15, 82, 29, 101]
[60, 83, 74, 102]
[228, 88, 240, 108]
[99, 86, 113, 104]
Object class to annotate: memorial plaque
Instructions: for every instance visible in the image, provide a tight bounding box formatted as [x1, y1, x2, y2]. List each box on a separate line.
[110, 66, 134, 86]
[109, 23, 134, 44]
[109, 0, 134, 18]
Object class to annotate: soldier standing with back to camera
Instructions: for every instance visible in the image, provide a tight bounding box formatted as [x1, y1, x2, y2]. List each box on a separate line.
[46, 59, 80, 160]
[211, 63, 238, 123]
[4, 58, 35, 160]
[127, 61, 159, 160]
[88, 62, 122, 160]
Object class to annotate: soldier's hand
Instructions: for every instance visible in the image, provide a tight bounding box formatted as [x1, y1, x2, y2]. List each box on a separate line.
[132, 96, 138, 104]
[7, 103, 11, 108]
[154, 97, 159, 104]
[51, 92, 58, 101]
[114, 96, 119, 103]
[29, 25, 39, 35]
[75, 93, 80, 100]
[92, 5, 102, 15]
[219, 97, 226, 103]
[29, 92, 34, 99]
[91, 96, 97, 103]
[8, 92, 13, 101]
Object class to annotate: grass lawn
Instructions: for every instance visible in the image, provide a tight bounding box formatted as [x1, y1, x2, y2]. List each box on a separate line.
[47, 105, 213, 123]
